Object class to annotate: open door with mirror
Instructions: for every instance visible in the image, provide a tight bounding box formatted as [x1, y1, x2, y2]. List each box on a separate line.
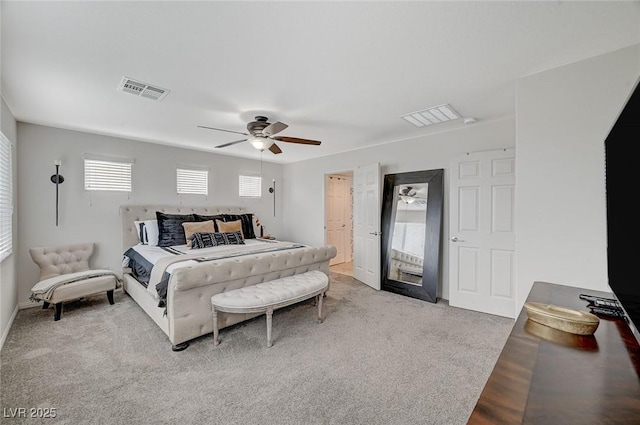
[381, 169, 443, 302]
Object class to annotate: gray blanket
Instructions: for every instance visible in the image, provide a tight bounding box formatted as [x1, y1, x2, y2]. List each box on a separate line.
[30, 269, 121, 302]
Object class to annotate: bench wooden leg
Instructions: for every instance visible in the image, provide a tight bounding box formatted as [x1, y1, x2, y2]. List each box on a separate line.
[212, 309, 220, 346]
[317, 292, 324, 323]
[266, 308, 273, 348]
[54, 303, 63, 321]
[107, 290, 115, 305]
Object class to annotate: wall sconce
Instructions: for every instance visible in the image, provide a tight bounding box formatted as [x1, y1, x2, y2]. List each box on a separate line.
[268, 179, 275, 217]
[50, 160, 64, 226]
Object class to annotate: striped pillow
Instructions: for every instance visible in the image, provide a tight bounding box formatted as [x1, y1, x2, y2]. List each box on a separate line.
[190, 231, 245, 249]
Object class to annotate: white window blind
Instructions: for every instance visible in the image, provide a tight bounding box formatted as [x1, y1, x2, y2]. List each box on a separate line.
[0, 133, 13, 261]
[177, 168, 208, 195]
[239, 175, 262, 198]
[84, 159, 132, 192]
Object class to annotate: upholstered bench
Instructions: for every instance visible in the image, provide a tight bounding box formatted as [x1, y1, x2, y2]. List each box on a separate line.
[211, 270, 329, 348]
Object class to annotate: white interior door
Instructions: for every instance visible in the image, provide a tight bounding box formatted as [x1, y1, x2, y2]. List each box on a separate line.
[353, 163, 381, 290]
[326, 175, 348, 265]
[448, 148, 516, 318]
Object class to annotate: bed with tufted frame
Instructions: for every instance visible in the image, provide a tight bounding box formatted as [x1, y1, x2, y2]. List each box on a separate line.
[120, 204, 337, 351]
[389, 248, 424, 282]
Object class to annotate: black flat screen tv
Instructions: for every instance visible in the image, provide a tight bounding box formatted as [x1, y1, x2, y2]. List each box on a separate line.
[605, 75, 640, 344]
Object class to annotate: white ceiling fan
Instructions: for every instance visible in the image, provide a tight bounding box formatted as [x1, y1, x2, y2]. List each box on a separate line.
[399, 186, 427, 205]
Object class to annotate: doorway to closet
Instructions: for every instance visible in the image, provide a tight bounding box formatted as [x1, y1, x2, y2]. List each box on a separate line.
[325, 172, 353, 276]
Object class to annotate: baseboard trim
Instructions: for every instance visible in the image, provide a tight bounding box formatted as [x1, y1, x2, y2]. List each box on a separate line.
[19, 300, 41, 309]
[0, 304, 19, 351]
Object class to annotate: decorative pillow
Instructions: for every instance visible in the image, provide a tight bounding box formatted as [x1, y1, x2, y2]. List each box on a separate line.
[182, 220, 215, 247]
[194, 214, 225, 232]
[190, 231, 245, 249]
[216, 219, 244, 239]
[133, 220, 159, 246]
[156, 212, 196, 247]
[222, 213, 256, 239]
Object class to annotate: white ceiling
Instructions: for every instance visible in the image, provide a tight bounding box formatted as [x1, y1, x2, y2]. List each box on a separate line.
[2, 1, 639, 164]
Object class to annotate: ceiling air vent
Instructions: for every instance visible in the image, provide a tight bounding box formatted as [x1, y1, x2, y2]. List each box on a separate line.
[117, 77, 170, 101]
[401, 104, 461, 128]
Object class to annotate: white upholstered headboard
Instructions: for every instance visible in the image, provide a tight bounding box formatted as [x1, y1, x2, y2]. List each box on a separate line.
[120, 205, 258, 252]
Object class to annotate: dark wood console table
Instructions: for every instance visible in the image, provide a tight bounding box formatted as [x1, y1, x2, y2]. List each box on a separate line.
[468, 281, 640, 424]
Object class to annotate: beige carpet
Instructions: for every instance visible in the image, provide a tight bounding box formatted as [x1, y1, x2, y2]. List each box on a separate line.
[0, 273, 512, 425]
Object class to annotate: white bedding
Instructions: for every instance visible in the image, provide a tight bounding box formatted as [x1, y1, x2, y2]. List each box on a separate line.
[124, 239, 304, 299]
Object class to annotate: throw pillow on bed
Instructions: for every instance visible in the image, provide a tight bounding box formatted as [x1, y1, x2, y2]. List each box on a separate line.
[133, 219, 159, 246]
[194, 214, 225, 232]
[215, 219, 244, 239]
[222, 213, 256, 239]
[182, 220, 215, 247]
[156, 212, 196, 246]
[190, 231, 245, 249]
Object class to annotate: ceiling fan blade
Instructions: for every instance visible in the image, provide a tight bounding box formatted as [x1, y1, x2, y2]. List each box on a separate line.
[272, 136, 321, 145]
[268, 143, 283, 154]
[262, 121, 288, 136]
[215, 139, 247, 148]
[198, 125, 248, 136]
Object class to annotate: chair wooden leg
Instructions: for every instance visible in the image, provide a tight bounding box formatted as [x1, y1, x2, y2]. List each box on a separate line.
[107, 290, 115, 305]
[42, 301, 50, 309]
[54, 303, 62, 321]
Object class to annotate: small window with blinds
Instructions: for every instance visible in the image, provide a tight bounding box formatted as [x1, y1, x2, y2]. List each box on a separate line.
[177, 168, 208, 195]
[239, 175, 262, 198]
[84, 158, 132, 192]
[0, 132, 13, 261]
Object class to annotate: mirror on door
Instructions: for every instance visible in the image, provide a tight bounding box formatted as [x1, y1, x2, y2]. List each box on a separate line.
[381, 169, 443, 302]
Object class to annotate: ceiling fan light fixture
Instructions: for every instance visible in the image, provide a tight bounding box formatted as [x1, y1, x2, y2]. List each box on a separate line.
[400, 195, 416, 204]
[199, 116, 321, 154]
[248, 136, 274, 151]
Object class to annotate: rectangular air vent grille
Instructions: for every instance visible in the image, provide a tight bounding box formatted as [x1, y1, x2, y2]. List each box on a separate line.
[401, 104, 461, 128]
[117, 77, 170, 101]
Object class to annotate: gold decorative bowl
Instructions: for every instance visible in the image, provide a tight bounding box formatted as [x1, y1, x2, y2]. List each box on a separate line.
[524, 302, 600, 335]
[524, 319, 599, 350]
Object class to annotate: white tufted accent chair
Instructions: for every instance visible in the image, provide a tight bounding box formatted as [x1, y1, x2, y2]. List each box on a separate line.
[29, 243, 118, 321]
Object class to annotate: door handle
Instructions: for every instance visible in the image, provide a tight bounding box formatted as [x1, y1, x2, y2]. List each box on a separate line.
[451, 236, 464, 242]
[369, 231, 382, 236]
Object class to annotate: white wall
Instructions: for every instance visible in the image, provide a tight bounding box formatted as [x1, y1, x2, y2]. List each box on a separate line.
[515, 43, 640, 310]
[281, 117, 516, 300]
[1, 95, 18, 347]
[16, 124, 282, 304]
